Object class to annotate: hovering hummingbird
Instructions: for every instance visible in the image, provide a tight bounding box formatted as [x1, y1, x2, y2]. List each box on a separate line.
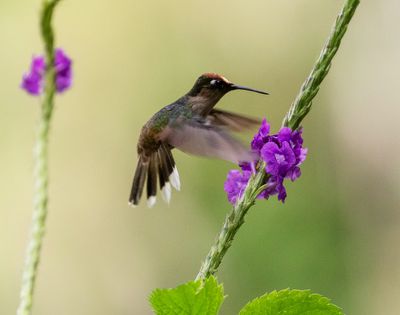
[129, 73, 268, 207]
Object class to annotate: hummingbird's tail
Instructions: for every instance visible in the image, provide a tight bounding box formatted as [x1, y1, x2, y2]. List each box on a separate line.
[129, 145, 180, 207]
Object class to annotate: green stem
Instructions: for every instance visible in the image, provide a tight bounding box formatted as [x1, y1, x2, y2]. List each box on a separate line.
[17, 1, 61, 315]
[196, 0, 360, 280]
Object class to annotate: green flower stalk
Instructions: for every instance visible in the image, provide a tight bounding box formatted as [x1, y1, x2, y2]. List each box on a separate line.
[196, 0, 360, 280]
[17, 1, 62, 315]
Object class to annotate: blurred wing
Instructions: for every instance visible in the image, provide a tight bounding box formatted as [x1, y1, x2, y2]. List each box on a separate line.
[207, 109, 261, 132]
[160, 119, 254, 164]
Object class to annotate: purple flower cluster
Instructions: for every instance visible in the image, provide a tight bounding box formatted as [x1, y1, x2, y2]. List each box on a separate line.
[224, 119, 308, 205]
[21, 48, 72, 95]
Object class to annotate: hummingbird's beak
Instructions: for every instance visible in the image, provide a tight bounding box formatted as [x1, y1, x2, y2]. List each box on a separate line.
[230, 83, 269, 95]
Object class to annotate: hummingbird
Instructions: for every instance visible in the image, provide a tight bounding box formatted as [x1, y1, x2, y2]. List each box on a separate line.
[129, 73, 268, 207]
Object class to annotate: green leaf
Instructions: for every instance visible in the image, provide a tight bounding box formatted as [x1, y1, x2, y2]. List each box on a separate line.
[239, 289, 344, 315]
[149, 276, 224, 315]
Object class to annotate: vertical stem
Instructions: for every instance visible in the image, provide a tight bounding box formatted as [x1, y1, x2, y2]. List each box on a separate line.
[17, 1, 61, 315]
[196, 0, 360, 280]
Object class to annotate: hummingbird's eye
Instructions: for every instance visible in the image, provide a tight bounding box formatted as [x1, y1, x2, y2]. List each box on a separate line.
[210, 79, 220, 86]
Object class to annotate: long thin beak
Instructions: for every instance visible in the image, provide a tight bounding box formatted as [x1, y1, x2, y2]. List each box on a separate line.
[230, 84, 269, 95]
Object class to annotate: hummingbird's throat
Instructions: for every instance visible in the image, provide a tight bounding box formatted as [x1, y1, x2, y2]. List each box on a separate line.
[189, 92, 225, 115]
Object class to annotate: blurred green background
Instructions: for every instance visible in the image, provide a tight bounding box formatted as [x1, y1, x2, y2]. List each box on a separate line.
[1, 0, 399, 314]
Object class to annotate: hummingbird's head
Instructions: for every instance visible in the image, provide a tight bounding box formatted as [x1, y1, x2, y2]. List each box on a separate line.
[186, 73, 268, 115]
[188, 73, 269, 98]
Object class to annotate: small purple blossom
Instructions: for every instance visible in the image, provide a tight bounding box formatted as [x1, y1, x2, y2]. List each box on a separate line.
[251, 118, 270, 152]
[54, 49, 72, 92]
[224, 119, 308, 205]
[261, 141, 296, 177]
[21, 56, 45, 95]
[224, 169, 252, 204]
[259, 176, 287, 202]
[277, 127, 292, 142]
[21, 48, 72, 95]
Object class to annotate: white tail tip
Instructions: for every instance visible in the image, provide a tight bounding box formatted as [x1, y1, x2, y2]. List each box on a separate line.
[161, 182, 172, 203]
[147, 196, 157, 208]
[128, 201, 137, 208]
[170, 167, 181, 191]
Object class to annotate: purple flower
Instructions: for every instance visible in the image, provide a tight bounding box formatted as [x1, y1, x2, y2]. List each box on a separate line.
[261, 141, 296, 177]
[224, 169, 252, 204]
[21, 56, 45, 95]
[287, 166, 301, 181]
[224, 119, 308, 204]
[54, 49, 72, 92]
[21, 48, 72, 95]
[277, 127, 292, 142]
[257, 176, 287, 202]
[251, 119, 271, 152]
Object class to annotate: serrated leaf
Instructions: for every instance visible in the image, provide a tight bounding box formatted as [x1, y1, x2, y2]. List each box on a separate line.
[239, 289, 344, 315]
[149, 276, 224, 315]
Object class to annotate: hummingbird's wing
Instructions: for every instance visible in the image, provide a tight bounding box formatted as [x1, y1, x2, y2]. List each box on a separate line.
[159, 118, 255, 164]
[207, 109, 261, 132]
